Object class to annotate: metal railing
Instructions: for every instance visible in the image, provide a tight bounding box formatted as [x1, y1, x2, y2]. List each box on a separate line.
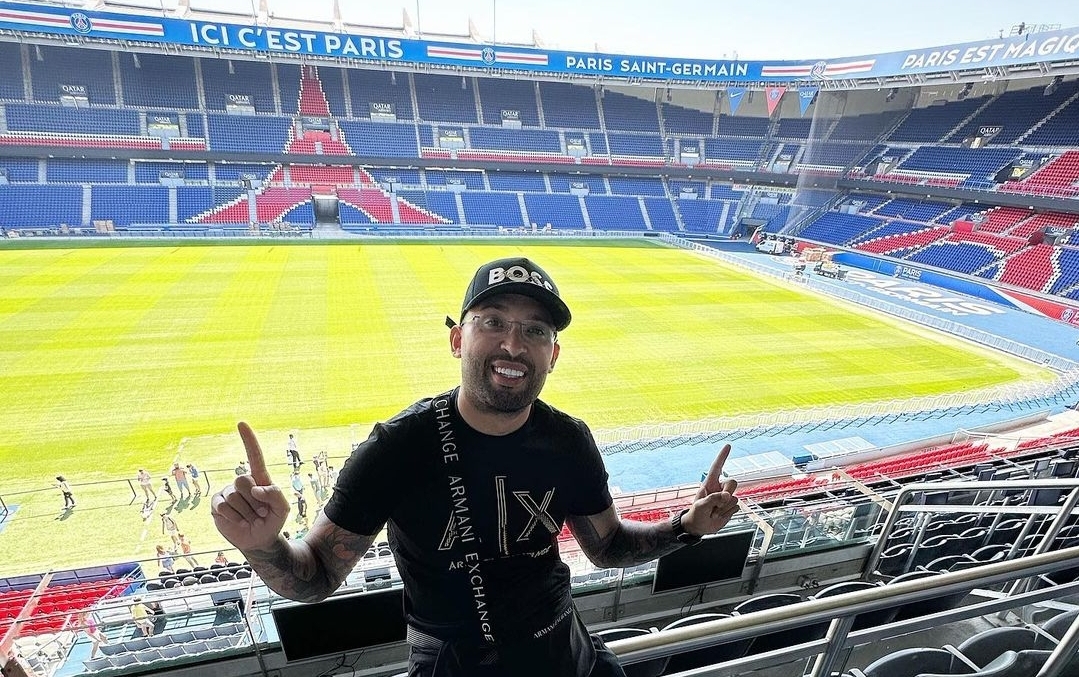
[607, 543, 1079, 677]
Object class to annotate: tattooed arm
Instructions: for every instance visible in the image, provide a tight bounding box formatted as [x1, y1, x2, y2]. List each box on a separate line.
[211, 422, 378, 603]
[566, 507, 682, 569]
[242, 514, 377, 603]
[567, 445, 741, 569]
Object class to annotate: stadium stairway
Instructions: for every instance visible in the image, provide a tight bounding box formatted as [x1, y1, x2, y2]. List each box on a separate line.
[188, 66, 441, 226]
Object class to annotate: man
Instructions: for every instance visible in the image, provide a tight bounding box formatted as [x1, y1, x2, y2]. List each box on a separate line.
[171, 463, 192, 500]
[130, 598, 154, 637]
[212, 257, 739, 677]
[295, 490, 308, 523]
[161, 513, 180, 546]
[186, 463, 203, 496]
[178, 533, 199, 567]
[137, 469, 156, 503]
[286, 433, 302, 468]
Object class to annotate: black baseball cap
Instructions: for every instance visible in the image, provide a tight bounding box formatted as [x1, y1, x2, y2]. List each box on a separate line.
[457, 257, 571, 331]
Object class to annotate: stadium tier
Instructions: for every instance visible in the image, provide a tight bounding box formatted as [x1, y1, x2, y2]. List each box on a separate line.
[1, 45, 1078, 300]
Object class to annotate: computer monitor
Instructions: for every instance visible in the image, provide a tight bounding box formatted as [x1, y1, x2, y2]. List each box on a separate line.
[923, 491, 950, 506]
[651, 529, 754, 595]
[1052, 460, 1077, 478]
[210, 589, 245, 615]
[271, 587, 406, 662]
[1032, 458, 1052, 477]
[364, 567, 392, 583]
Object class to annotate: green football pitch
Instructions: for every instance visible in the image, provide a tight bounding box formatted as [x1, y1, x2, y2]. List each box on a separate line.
[0, 239, 1053, 574]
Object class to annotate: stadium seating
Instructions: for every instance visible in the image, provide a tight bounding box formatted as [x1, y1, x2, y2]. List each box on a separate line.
[477, 77, 540, 127]
[0, 36, 1078, 306]
[950, 81, 1079, 145]
[29, 46, 115, 105]
[461, 192, 525, 227]
[414, 74, 478, 124]
[1000, 151, 1079, 197]
[0, 41, 24, 101]
[991, 244, 1055, 292]
[887, 97, 989, 143]
[539, 82, 601, 129]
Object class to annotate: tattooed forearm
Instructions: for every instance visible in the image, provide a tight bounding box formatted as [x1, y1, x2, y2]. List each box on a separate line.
[244, 520, 376, 603]
[569, 513, 683, 568]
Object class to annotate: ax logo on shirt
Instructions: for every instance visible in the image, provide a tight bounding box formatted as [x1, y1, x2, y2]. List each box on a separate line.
[439, 475, 559, 555]
[496, 477, 557, 556]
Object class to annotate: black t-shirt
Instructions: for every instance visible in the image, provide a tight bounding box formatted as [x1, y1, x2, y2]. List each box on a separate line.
[323, 388, 613, 647]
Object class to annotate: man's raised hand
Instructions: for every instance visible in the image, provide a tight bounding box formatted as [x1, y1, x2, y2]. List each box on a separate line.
[686, 444, 740, 536]
[210, 422, 291, 552]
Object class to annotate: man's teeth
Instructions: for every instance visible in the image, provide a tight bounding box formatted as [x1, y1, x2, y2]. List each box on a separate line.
[495, 366, 525, 378]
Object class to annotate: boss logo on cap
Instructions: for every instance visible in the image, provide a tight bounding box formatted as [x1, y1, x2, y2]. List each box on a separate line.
[487, 265, 554, 292]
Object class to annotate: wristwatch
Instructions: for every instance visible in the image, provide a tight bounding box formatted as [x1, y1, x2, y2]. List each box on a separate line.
[671, 509, 701, 545]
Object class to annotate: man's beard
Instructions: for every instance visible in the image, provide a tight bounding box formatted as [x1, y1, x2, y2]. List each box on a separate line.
[462, 352, 548, 415]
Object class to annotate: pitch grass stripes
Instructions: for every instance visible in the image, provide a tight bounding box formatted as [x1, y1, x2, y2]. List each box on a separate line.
[0, 240, 1052, 574]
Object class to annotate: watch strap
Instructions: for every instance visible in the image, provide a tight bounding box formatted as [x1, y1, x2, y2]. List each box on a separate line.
[671, 508, 701, 545]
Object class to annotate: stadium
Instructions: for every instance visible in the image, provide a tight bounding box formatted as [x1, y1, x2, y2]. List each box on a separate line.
[2, 0, 1079, 675]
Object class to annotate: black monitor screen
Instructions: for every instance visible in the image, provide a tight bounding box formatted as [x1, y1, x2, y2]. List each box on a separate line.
[924, 491, 950, 506]
[1053, 460, 1077, 478]
[364, 567, 392, 583]
[652, 529, 754, 594]
[271, 587, 406, 662]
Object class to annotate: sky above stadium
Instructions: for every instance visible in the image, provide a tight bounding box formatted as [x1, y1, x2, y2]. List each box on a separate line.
[187, 0, 1078, 60]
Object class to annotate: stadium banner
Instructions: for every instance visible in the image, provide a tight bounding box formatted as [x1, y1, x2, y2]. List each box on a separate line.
[300, 115, 331, 131]
[995, 289, 1079, 325]
[500, 109, 521, 129]
[678, 186, 699, 199]
[726, 87, 746, 115]
[58, 83, 88, 107]
[765, 86, 786, 116]
[835, 254, 1023, 315]
[679, 144, 700, 166]
[565, 135, 587, 157]
[438, 128, 465, 149]
[225, 93, 255, 114]
[239, 172, 262, 188]
[369, 102, 397, 121]
[4, 2, 1079, 85]
[147, 112, 180, 137]
[568, 181, 589, 196]
[0, 167, 7, 184]
[158, 169, 184, 186]
[797, 87, 817, 116]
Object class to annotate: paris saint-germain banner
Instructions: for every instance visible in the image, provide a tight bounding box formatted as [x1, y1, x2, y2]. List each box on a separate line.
[2, 1, 1078, 85]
